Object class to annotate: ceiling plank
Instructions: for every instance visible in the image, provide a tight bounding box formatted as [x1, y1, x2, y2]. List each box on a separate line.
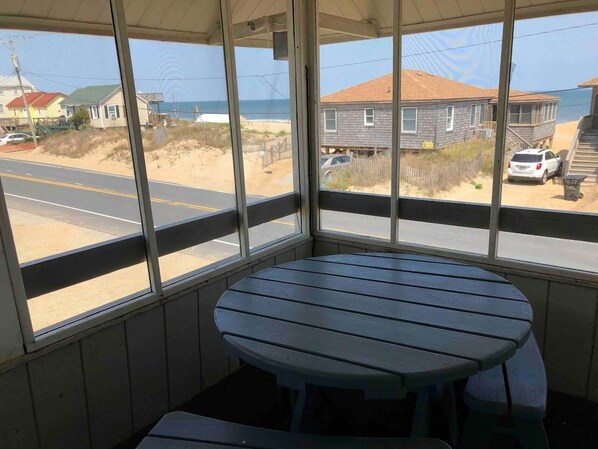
[319, 12, 379, 38]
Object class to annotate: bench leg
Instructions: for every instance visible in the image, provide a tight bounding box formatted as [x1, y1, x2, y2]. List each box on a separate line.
[513, 418, 549, 449]
[459, 410, 500, 449]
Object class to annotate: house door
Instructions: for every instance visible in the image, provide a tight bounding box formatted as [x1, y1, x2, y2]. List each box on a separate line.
[593, 94, 598, 129]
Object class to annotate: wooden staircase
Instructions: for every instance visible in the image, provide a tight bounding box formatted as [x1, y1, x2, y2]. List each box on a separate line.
[568, 129, 598, 182]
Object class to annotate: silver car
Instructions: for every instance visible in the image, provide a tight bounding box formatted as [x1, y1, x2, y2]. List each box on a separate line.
[0, 133, 30, 146]
[320, 154, 351, 180]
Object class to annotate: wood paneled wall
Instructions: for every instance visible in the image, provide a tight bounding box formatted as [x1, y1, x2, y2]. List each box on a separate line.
[314, 238, 598, 403]
[0, 240, 313, 449]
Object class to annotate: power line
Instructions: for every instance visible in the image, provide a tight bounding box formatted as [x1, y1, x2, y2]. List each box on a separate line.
[18, 21, 598, 84]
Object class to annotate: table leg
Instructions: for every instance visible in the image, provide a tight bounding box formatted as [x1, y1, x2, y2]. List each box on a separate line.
[411, 387, 432, 437]
[289, 388, 307, 432]
[436, 382, 460, 447]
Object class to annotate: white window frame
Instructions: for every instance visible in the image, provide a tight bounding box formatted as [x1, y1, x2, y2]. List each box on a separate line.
[363, 107, 374, 127]
[446, 105, 454, 131]
[401, 107, 417, 134]
[91, 105, 99, 120]
[324, 108, 337, 132]
[470, 104, 477, 127]
[107, 104, 119, 119]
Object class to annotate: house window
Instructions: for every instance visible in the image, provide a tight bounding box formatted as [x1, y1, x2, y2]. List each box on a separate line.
[0, 88, 3, 95]
[0, 104, 3, 114]
[446, 106, 454, 131]
[91, 105, 99, 120]
[105, 104, 120, 119]
[401, 107, 417, 133]
[470, 105, 477, 127]
[364, 108, 374, 126]
[479, 104, 485, 124]
[509, 104, 533, 124]
[13, 89, 18, 95]
[324, 108, 337, 132]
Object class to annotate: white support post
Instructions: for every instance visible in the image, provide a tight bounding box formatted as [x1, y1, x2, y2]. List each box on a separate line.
[288, 0, 311, 238]
[220, 0, 250, 258]
[390, 0, 402, 244]
[109, 0, 162, 293]
[0, 177, 32, 351]
[488, 0, 516, 259]
[306, 0, 321, 234]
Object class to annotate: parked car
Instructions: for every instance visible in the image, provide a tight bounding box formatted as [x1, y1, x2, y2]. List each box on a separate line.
[507, 149, 562, 184]
[0, 133, 31, 146]
[320, 154, 351, 180]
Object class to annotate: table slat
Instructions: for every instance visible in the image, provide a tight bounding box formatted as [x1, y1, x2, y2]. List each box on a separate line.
[250, 270, 532, 322]
[224, 335, 401, 390]
[283, 260, 524, 300]
[219, 291, 517, 369]
[232, 279, 530, 346]
[215, 309, 478, 387]
[312, 254, 509, 284]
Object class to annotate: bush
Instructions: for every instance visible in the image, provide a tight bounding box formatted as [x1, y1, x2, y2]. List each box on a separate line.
[71, 108, 90, 127]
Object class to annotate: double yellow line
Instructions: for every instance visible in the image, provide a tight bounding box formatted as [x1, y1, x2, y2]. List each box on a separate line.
[1, 172, 295, 227]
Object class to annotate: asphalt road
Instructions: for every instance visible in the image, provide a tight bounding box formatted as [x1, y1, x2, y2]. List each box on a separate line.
[0, 158, 595, 272]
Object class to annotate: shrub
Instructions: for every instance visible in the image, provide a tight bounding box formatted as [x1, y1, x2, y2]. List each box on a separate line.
[70, 107, 90, 128]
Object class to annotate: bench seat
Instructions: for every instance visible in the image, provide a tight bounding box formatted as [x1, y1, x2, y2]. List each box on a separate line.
[138, 412, 451, 448]
[461, 333, 548, 448]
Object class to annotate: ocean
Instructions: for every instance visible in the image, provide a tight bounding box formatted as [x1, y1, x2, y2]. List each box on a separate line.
[550, 89, 593, 123]
[160, 99, 291, 121]
[161, 89, 592, 124]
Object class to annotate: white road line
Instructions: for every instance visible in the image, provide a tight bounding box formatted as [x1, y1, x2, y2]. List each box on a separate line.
[214, 239, 240, 247]
[6, 193, 242, 248]
[6, 193, 142, 225]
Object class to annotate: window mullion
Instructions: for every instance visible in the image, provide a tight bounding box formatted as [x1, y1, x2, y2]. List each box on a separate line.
[109, 0, 162, 293]
[220, 0, 250, 258]
[0, 177, 33, 350]
[390, 0, 402, 244]
[488, 0, 516, 260]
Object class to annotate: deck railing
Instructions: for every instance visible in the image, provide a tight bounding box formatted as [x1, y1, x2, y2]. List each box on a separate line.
[505, 126, 532, 152]
[565, 115, 593, 175]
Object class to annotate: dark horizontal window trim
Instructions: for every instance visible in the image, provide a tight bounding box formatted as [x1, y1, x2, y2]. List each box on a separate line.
[319, 190, 598, 243]
[21, 193, 299, 299]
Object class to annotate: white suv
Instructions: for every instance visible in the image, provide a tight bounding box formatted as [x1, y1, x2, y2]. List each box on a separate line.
[507, 149, 562, 184]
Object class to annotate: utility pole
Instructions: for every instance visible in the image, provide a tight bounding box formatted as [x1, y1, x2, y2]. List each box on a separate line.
[1, 38, 37, 146]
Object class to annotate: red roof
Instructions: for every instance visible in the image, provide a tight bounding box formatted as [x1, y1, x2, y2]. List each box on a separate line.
[6, 92, 65, 109]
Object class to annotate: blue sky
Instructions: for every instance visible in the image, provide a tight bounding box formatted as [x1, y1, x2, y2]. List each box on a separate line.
[1, 11, 596, 102]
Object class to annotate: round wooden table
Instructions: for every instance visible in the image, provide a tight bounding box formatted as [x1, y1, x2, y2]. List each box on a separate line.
[215, 253, 533, 432]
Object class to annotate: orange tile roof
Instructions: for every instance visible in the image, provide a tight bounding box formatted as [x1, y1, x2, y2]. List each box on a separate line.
[321, 70, 559, 104]
[321, 71, 492, 104]
[484, 88, 559, 103]
[579, 77, 598, 87]
[6, 92, 65, 109]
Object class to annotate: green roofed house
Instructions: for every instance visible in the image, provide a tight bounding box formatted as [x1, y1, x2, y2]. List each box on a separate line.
[61, 84, 153, 129]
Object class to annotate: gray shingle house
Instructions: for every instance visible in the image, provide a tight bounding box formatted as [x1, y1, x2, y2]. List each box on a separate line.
[320, 70, 559, 152]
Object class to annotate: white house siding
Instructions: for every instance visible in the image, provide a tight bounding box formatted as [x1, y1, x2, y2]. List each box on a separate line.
[320, 100, 490, 151]
[88, 90, 150, 129]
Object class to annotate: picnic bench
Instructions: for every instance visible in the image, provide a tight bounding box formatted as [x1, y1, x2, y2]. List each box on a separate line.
[137, 412, 452, 448]
[461, 333, 548, 449]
